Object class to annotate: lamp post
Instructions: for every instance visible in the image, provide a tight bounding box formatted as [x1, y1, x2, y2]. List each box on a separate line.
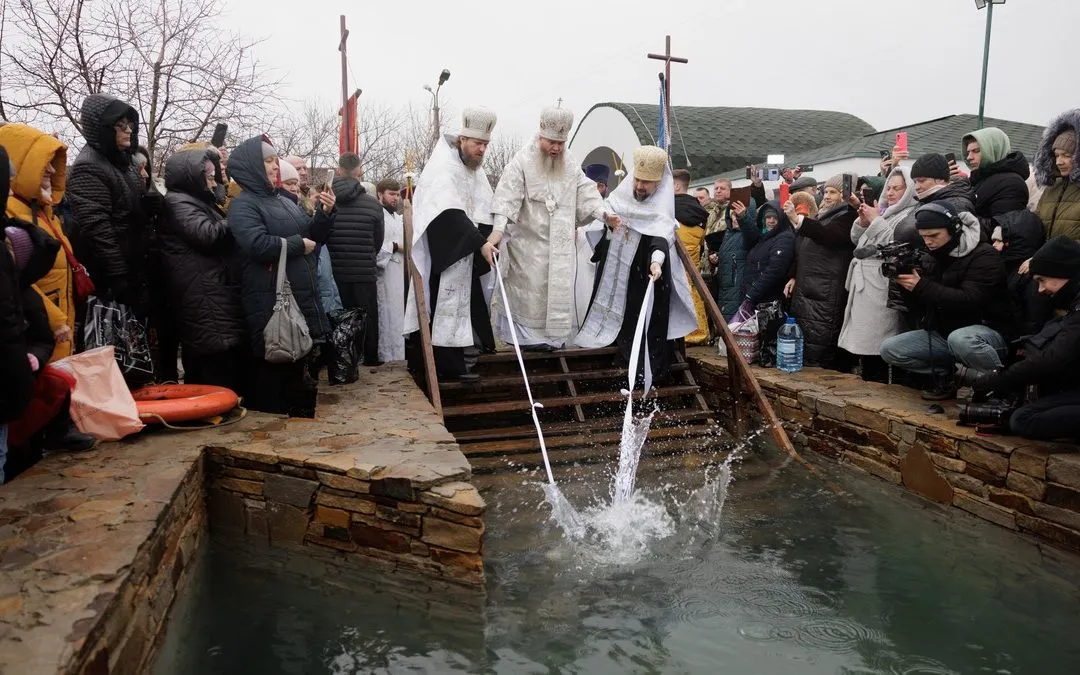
[975, 0, 1005, 129]
[423, 68, 451, 150]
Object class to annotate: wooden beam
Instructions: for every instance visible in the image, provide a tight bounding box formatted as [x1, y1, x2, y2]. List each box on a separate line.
[402, 198, 442, 418]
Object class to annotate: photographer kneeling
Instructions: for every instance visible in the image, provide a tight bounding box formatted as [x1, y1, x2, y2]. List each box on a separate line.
[958, 236, 1080, 441]
[879, 204, 1011, 400]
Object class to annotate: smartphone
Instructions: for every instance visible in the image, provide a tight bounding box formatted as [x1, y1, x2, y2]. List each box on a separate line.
[778, 182, 790, 205]
[745, 166, 753, 180]
[896, 131, 909, 153]
[945, 152, 957, 165]
[880, 149, 892, 161]
[210, 123, 228, 148]
[842, 174, 853, 201]
[325, 169, 335, 191]
[798, 164, 814, 173]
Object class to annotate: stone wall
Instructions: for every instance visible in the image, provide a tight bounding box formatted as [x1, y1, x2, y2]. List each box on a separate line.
[690, 351, 1080, 552]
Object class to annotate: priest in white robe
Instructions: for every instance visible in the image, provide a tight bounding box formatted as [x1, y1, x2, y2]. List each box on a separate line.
[574, 164, 612, 340]
[374, 178, 406, 362]
[488, 107, 620, 350]
[573, 145, 698, 383]
[403, 108, 499, 382]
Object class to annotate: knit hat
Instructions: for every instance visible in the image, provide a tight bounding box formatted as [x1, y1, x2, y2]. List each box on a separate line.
[278, 158, 299, 183]
[1053, 129, 1077, 156]
[459, 107, 497, 142]
[824, 173, 856, 193]
[538, 107, 573, 142]
[914, 205, 958, 231]
[911, 153, 950, 182]
[3, 226, 32, 273]
[1030, 235, 1080, 279]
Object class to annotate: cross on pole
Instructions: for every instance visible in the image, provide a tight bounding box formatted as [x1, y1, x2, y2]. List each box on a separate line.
[556, 97, 563, 108]
[647, 35, 688, 136]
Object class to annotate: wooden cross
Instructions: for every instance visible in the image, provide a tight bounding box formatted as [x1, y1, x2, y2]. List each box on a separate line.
[556, 97, 563, 108]
[647, 35, 688, 132]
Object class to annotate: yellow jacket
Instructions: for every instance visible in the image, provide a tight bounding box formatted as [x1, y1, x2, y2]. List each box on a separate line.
[0, 124, 74, 361]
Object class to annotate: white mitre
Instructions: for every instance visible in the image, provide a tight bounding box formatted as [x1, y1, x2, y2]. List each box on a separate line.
[538, 106, 573, 142]
[459, 107, 497, 141]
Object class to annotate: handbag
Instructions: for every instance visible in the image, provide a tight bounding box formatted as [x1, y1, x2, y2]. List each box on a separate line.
[39, 210, 95, 301]
[263, 238, 313, 363]
[52, 347, 145, 441]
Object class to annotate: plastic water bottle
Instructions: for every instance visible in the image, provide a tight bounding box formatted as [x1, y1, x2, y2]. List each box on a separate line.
[776, 317, 804, 373]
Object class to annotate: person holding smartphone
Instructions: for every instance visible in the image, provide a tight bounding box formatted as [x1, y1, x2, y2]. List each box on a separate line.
[782, 172, 859, 371]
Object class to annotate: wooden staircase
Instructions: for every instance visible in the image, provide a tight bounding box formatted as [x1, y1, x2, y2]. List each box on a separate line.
[439, 346, 724, 473]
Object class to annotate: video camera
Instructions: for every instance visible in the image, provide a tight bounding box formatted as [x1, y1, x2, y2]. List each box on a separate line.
[878, 241, 922, 280]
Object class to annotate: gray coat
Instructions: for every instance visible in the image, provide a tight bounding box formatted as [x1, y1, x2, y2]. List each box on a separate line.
[838, 167, 917, 356]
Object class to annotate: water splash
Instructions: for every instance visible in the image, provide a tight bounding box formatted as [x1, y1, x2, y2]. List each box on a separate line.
[612, 405, 656, 505]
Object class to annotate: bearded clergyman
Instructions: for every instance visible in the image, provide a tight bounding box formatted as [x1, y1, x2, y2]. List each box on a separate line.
[488, 107, 621, 350]
[573, 145, 698, 382]
[404, 108, 499, 382]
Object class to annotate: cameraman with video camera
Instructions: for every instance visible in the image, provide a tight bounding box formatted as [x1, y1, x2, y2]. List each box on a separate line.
[958, 236, 1080, 441]
[879, 203, 1013, 400]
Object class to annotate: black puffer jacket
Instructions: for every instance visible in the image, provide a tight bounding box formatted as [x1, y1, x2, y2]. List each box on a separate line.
[743, 202, 796, 306]
[327, 177, 384, 285]
[971, 152, 1031, 239]
[790, 203, 857, 367]
[161, 150, 246, 357]
[66, 94, 149, 307]
[228, 137, 336, 358]
[895, 181, 977, 247]
[1, 147, 35, 422]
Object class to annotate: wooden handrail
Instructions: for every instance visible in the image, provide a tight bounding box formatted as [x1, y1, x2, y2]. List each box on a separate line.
[674, 236, 833, 485]
[402, 199, 443, 418]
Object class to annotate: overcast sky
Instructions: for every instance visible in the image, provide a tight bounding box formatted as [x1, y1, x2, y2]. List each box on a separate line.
[227, 0, 1076, 141]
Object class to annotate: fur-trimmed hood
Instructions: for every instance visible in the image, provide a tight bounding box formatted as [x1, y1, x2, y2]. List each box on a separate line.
[1035, 108, 1080, 187]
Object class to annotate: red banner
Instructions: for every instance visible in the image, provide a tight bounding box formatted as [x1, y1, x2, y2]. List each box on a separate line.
[339, 93, 359, 155]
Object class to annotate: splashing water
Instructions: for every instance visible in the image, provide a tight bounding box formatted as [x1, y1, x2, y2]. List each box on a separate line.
[612, 405, 655, 505]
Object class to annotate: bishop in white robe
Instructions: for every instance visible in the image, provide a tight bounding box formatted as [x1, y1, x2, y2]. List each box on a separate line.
[488, 107, 619, 349]
[404, 108, 499, 381]
[573, 146, 698, 382]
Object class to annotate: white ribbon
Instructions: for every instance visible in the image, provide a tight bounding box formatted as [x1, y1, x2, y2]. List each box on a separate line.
[622, 278, 655, 400]
[493, 254, 556, 485]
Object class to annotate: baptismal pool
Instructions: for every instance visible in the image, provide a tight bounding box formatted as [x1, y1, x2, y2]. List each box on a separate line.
[153, 452, 1080, 675]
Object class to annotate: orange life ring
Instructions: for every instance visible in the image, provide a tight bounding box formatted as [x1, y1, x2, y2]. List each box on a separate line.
[131, 384, 239, 423]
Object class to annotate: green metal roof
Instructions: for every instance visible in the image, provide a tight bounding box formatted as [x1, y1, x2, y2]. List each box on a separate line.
[571, 102, 876, 178]
[787, 114, 1047, 167]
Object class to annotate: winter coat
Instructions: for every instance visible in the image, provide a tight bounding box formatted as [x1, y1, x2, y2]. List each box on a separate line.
[66, 94, 151, 310]
[970, 151, 1032, 238]
[1033, 108, 1080, 244]
[743, 202, 795, 306]
[990, 285, 1080, 396]
[789, 202, 857, 367]
[227, 137, 335, 358]
[894, 181, 977, 247]
[839, 167, 917, 356]
[326, 177, 384, 285]
[0, 124, 75, 361]
[160, 149, 247, 357]
[903, 213, 1011, 338]
[704, 199, 760, 317]
[1, 147, 35, 422]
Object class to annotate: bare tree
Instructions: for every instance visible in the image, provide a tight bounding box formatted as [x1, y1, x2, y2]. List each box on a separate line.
[483, 133, 524, 188]
[1, 0, 279, 168]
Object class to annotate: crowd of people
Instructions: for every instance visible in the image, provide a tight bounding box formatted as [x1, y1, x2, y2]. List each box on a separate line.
[3, 95, 1078, 485]
[1, 93, 406, 483]
[683, 110, 1080, 442]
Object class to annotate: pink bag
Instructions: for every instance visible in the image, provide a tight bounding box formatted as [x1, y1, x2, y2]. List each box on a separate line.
[51, 347, 145, 441]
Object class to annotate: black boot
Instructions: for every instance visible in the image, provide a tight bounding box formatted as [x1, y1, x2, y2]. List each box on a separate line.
[43, 414, 97, 452]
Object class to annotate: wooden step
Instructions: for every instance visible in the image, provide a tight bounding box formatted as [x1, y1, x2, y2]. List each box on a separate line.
[449, 408, 716, 442]
[476, 346, 617, 364]
[442, 385, 701, 417]
[460, 423, 721, 457]
[439, 362, 689, 392]
[467, 430, 722, 474]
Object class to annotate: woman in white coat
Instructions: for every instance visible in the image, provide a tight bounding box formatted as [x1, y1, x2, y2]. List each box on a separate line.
[838, 167, 917, 381]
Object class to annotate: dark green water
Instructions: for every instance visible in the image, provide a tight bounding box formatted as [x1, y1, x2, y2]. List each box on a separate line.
[153, 454, 1080, 674]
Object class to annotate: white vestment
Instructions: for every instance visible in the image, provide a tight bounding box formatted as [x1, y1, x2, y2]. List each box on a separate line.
[574, 220, 605, 328]
[489, 142, 605, 346]
[403, 135, 494, 347]
[572, 164, 697, 348]
[377, 208, 406, 362]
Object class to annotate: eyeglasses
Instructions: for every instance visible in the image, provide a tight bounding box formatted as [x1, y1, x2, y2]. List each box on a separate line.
[113, 121, 134, 132]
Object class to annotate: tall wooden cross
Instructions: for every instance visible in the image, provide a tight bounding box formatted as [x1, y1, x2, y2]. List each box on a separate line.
[647, 35, 687, 145]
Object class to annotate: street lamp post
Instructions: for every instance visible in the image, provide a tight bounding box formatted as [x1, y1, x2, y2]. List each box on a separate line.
[423, 69, 451, 151]
[975, 0, 1005, 129]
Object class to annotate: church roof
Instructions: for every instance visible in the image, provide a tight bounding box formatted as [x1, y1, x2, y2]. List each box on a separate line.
[571, 102, 876, 178]
[784, 113, 1047, 167]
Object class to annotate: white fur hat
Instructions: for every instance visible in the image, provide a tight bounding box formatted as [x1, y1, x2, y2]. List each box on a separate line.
[539, 107, 573, 142]
[459, 107, 497, 142]
[632, 145, 668, 182]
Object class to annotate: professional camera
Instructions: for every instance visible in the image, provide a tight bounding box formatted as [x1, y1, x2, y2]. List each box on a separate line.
[878, 241, 922, 279]
[958, 398, 1020, 431]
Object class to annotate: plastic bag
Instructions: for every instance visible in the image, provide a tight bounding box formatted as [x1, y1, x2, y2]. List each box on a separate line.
[326, 308, 364, 385]
[755, 301, 785, 368]
[52, 347, 145, 441]
[728, 308, 760, 364]
[83, 295, 155, 384]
